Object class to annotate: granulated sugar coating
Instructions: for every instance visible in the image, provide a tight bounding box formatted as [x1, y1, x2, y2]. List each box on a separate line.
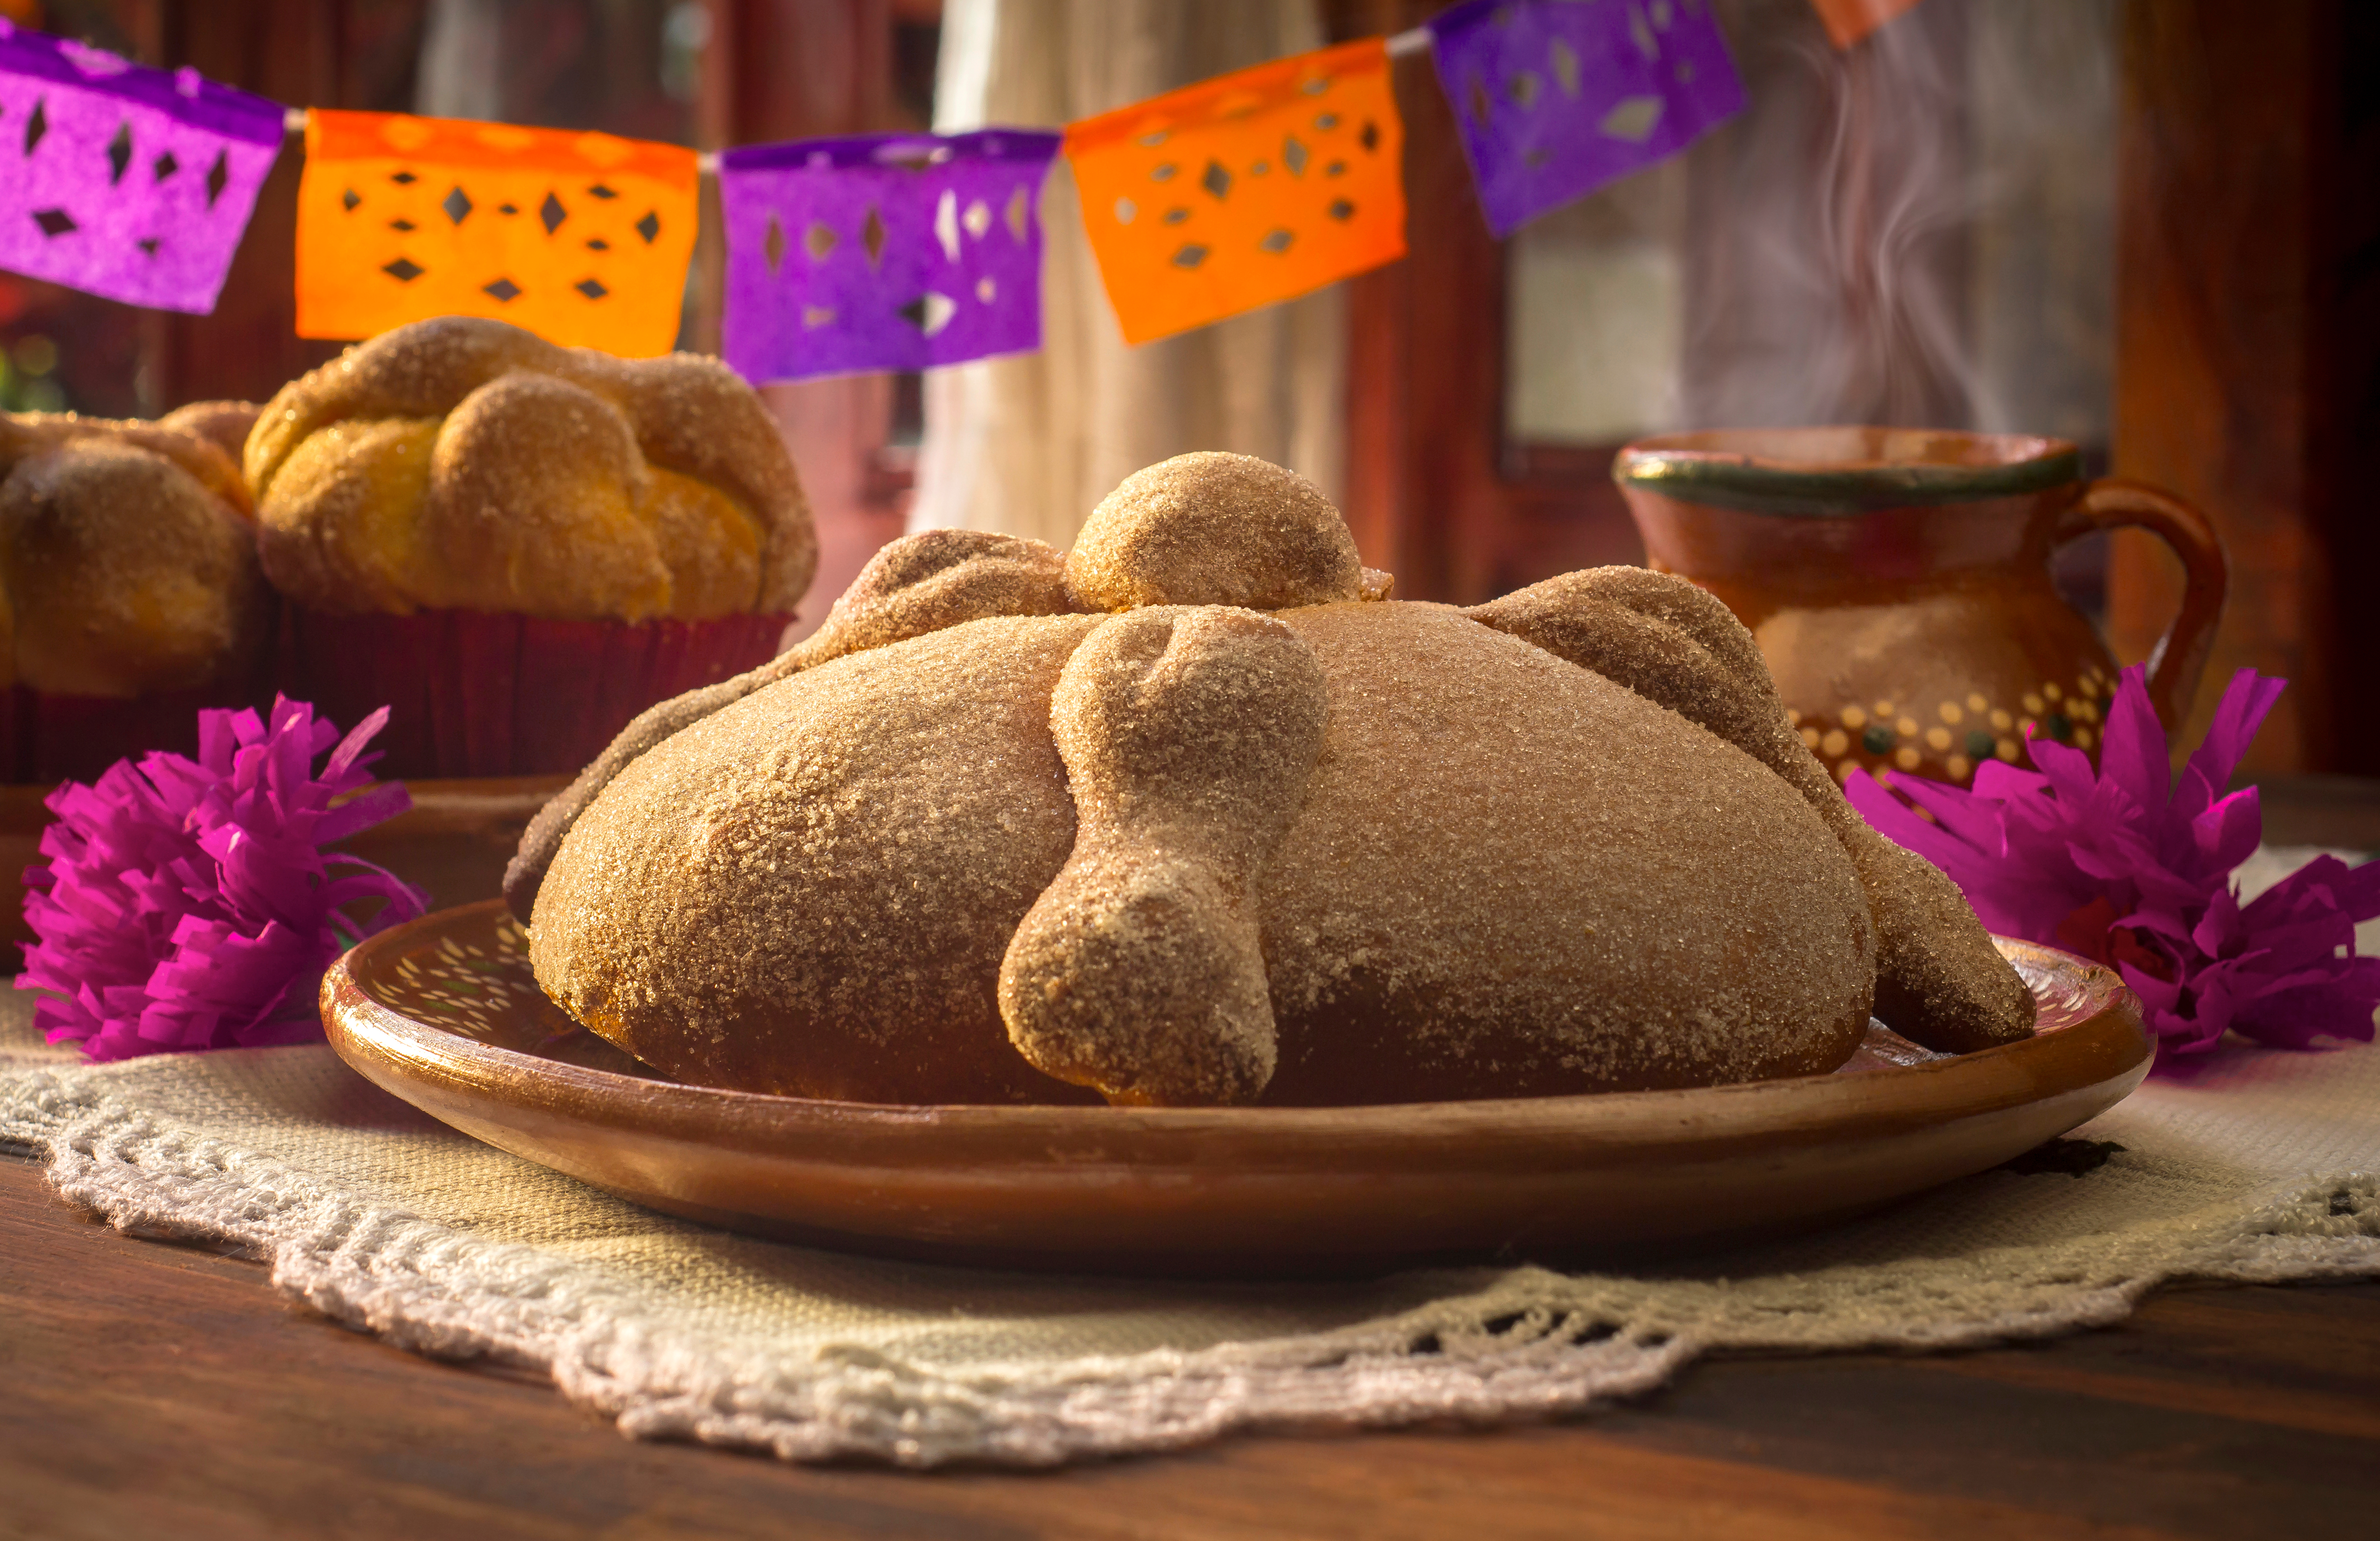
[0, 432, 267, 697]
[1257, 603, 1874, 1103]
[505, 527, 1079, 924]
[801, 528, 1075, 668]
[517, 450, 2038, 1107]
[532, 613, 1106, 1104]
[1470, 569, 2034, 1055]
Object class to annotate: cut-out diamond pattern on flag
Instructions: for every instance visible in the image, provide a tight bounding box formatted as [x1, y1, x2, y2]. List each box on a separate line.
[1064, 39, 1404, 346]
[718, 129, 1061, 385]
[1430, 0, 1745, 238]
[0, 24, 283, 313]
[295, 111, 697, 355]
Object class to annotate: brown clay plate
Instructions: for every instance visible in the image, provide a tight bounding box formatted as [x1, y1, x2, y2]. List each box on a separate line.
[321, 900, 2152, 1276]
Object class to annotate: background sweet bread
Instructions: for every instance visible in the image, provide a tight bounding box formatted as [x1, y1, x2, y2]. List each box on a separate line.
[247, 316, 816, 622]
[0, 411, 266, 700]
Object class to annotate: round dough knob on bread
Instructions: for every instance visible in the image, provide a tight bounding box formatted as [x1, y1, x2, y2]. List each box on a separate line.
[1065, 451, 1361, 613]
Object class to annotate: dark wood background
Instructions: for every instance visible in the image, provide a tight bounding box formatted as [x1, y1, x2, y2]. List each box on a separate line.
[2103, 0, 2380, 779]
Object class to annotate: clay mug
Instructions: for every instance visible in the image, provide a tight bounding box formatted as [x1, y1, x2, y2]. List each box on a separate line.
[1613, 427, 2227, 787]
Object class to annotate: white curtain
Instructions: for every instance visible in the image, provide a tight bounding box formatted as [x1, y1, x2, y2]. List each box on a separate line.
[910, 0, 1348, 549]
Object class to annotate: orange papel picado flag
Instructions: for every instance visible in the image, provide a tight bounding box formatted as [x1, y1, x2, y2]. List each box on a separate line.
[296, 111, 699, 355]
[1807, 0, 1927, 49]
[1065, 39, 1405, 347]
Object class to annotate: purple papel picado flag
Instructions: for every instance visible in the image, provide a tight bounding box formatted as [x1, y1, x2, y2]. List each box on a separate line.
[720, 129, 1062, 385]
[1430, 0, 1745, 238]
[0, 22, 284, 313]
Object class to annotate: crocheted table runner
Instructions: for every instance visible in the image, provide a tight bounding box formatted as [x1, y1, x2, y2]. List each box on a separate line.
[5, 849, 2375, 1467]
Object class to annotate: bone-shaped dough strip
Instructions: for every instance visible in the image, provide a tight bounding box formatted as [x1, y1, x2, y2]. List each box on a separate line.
[998, 606, 1329, 1106]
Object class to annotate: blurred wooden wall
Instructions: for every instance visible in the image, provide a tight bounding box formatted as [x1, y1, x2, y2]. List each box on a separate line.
[2106, 0, 2377, 777]
[139, 0, 431, 409]
[1322, 0, 1645, 607]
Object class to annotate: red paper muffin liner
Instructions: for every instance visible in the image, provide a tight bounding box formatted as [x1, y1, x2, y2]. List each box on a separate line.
[0, 680, 276, 785]
[281, 609, 793, 779]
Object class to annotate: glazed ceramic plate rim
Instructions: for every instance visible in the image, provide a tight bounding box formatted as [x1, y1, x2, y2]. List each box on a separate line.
[323, 900, 2153, 1273]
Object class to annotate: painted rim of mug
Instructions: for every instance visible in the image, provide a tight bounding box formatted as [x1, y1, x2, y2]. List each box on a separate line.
[1612, 437, 2082, 517]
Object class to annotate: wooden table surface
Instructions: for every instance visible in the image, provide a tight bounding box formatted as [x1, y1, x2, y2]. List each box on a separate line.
[6, 778, 2377, 1540]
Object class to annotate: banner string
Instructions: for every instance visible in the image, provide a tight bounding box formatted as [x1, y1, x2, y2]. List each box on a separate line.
[111, 8, 1746, 361]
[271, 25, 1437, 177]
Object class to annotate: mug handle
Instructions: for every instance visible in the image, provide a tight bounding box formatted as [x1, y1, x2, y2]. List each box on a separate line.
[2053, 479, 2228, 729]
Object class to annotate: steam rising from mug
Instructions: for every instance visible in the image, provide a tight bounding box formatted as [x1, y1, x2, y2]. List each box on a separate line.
[1682, 0, 2115, 438]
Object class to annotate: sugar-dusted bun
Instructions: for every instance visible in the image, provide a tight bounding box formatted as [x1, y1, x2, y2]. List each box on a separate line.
[248, 317, 816, 622]
[0, 412, 266, 697]
[157, 400, 263, 467]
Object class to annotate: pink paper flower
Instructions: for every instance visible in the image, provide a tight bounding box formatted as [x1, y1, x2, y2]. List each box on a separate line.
[17, 697, 428, 1062]
[1845, 666, 2380, 1067]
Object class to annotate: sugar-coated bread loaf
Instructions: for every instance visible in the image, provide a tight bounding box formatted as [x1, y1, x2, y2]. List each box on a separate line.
[528, 603, 1882, 1104]
[247, 316, 816, 622]
[520, 451, 2037, 1108]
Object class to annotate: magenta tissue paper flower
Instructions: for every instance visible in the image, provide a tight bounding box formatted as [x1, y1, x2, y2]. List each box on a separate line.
[1845, 665, 2380, 1067]
[17, 697, 428, 1062]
